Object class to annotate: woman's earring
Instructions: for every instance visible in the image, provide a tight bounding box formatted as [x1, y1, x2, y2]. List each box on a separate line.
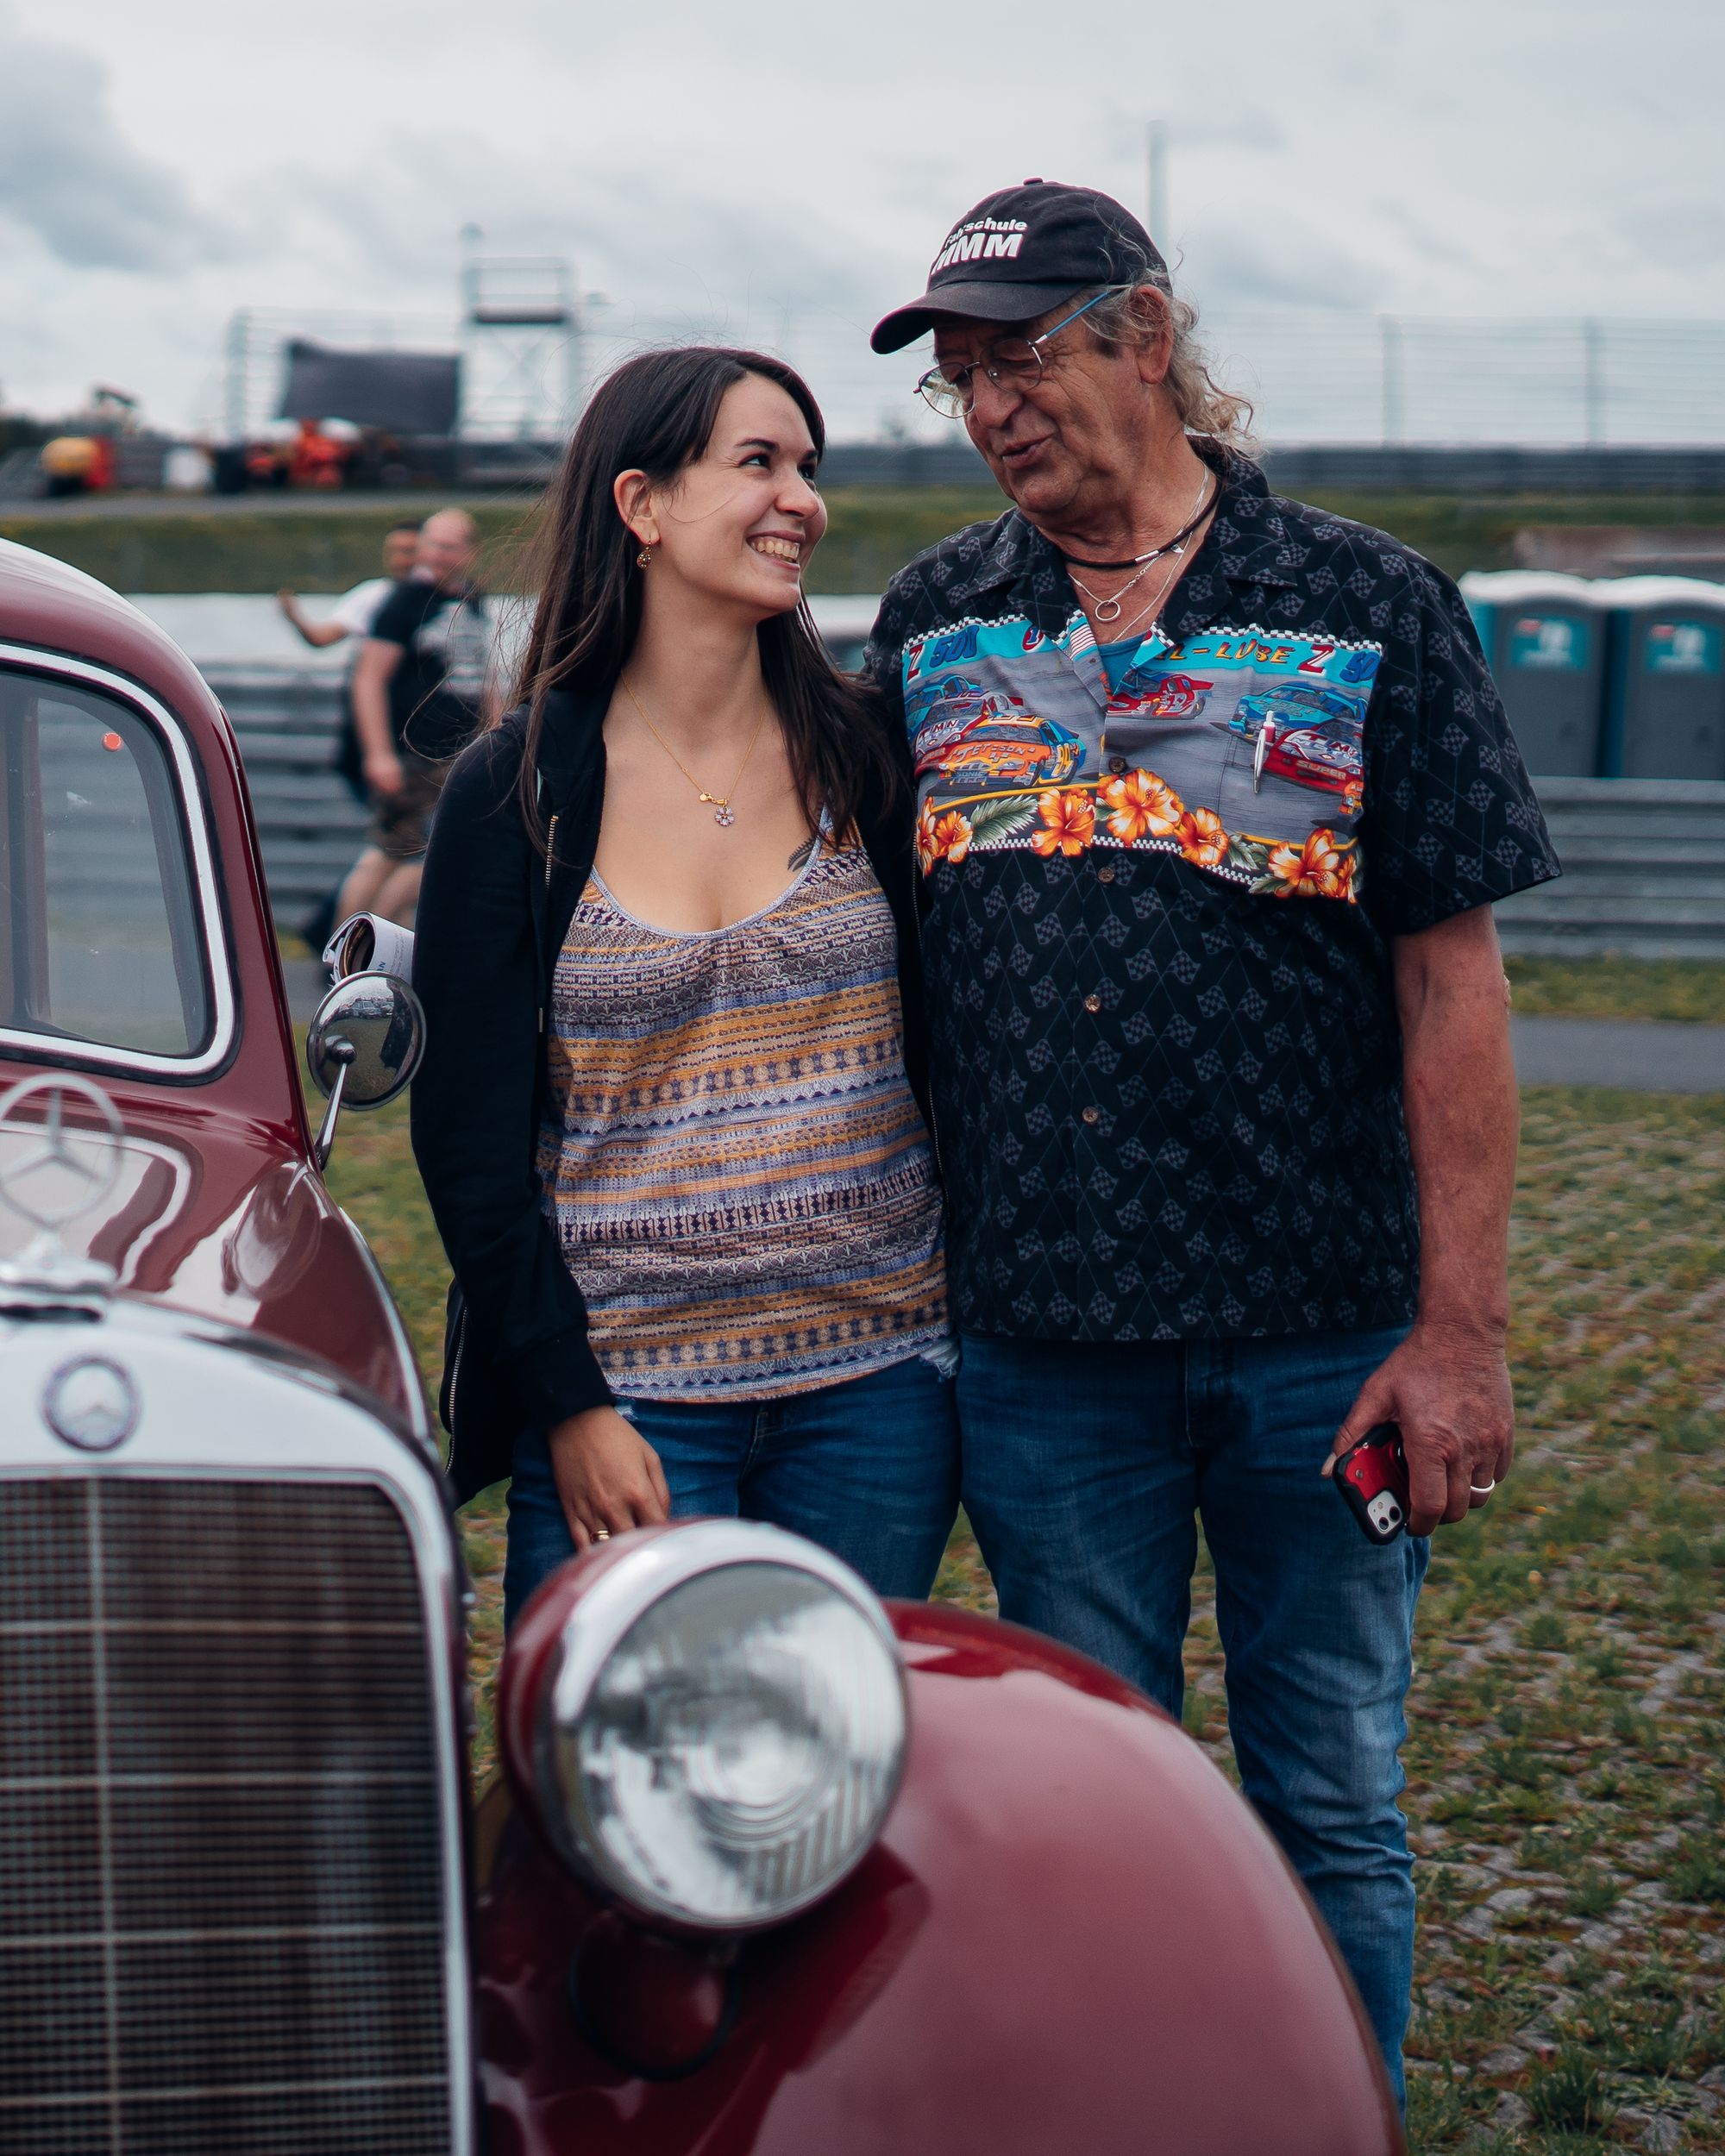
[636, 547, 653, 568]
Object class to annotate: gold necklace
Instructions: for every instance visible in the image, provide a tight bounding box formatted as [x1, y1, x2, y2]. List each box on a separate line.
[620, 675, 770, 828]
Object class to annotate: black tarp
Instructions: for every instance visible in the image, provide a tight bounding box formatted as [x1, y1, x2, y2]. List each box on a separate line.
[278, 342, 461, 435]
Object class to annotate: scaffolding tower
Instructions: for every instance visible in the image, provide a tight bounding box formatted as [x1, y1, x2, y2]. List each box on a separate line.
[459, 254, 580, 442]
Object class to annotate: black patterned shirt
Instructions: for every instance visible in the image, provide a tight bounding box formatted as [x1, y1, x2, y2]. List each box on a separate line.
[864, 453, 1560, 1344]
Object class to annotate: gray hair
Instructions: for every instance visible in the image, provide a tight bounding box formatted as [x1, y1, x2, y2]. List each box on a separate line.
[1082, 281, 1258, 455]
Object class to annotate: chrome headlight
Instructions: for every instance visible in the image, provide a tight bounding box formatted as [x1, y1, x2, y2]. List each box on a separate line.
[511, 1521, 908, 1932]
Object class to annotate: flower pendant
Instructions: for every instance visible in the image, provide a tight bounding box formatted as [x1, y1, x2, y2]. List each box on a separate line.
[713, 804, 735, 827]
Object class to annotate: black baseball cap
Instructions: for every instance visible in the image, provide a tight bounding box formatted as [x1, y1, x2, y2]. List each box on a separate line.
[870, 179, 1170, 354]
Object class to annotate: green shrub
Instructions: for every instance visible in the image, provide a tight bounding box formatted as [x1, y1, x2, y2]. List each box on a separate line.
[1565, 1867, 1619, 1918]
[1526, 2049, 1615, 2131]
[1669, 1839, 1725, 1903]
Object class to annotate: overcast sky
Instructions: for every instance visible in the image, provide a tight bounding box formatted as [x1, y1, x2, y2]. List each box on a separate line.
[3, 0, 1722, 441]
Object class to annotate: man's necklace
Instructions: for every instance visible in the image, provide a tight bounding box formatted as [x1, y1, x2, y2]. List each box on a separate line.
[620, 675, 769, 827]
[1088, 548, 1195, 650]
[1062, 473, 1214, 624]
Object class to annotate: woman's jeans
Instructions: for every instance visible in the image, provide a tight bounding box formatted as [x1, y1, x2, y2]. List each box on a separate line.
[957, 1324, 1426, 2109]
[504, 1351, 961, 1630]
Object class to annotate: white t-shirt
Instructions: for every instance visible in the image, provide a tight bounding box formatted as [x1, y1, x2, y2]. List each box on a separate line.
[328, 577, 396, 637]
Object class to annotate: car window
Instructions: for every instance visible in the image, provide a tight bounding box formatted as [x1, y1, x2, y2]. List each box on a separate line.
[1, 670, 211, 1058]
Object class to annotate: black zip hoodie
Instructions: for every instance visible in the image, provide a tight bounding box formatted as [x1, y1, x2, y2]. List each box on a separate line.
[410, 684, 928, 1502]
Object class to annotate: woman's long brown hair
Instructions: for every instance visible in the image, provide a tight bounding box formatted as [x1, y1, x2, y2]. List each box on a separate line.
[508, 346, 897, 849]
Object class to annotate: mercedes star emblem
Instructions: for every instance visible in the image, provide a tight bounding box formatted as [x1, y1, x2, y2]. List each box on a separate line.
[41, 1356, 140, 1452]
[0, 1073, 126, 1232]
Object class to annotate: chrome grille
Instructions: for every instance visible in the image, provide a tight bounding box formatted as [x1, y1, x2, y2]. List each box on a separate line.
[0, 1477, 456, 2154]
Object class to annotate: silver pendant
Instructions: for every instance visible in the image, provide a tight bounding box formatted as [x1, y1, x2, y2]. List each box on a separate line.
[713, 804, 735, 827]
[1094, 598, 1122, 623]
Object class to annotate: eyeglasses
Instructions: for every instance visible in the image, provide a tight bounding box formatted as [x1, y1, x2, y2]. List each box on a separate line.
[914, 288, 1123, 419]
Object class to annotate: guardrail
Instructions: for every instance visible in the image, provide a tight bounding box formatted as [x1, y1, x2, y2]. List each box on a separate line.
[1494, 779, 1725, 961]
[211, 669, 368, 931]
[208, 667, 1725, 959]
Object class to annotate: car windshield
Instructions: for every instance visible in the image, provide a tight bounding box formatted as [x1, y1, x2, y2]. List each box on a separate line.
[1, 669, 211, 1058]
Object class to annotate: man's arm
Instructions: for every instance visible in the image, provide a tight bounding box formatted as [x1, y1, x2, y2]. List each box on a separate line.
[276, 589, 349, 649]
[1327, 902, 1518, 1534]
[351, 639, 405, 794]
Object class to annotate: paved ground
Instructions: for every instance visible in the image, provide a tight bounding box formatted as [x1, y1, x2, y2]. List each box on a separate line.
[289, 956, 1725, 1092]
[285, 959, 328, 1019]
[1510, 1016, 1725, 1093]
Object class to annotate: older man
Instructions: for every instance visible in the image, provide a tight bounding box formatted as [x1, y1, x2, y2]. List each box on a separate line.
[338, 507, 492, 927]
[867, 180, 1559, 2096]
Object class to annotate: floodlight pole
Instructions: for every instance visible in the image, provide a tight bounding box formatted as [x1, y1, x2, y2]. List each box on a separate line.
[224, 310, 250, 444]
[1146, 122, 1169, 252]
[1582, 318, 1604, 447]
[1380, 315, 1404, 446]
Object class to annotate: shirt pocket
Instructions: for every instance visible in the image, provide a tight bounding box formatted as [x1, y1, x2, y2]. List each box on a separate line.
[1103, 635, 1377, 900]
[906, 622, 1102, 823]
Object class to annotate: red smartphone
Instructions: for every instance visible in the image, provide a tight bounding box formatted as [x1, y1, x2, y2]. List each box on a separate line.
[1333, 1423, 1409, 1545]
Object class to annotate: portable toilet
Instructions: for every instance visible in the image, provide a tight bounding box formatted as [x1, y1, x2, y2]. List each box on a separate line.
[1458, 576, 1497, 667]
[1598, 577, 1725, 781]
[1458, 571, 1605, 777]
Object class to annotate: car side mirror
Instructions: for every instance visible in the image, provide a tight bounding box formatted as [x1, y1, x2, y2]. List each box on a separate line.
[305, 972, 426, 1170]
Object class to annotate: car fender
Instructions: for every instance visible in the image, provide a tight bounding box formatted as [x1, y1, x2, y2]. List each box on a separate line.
[475, 1601, 1402, 2156]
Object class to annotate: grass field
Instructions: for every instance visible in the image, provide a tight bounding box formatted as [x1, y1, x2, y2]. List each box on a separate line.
[0, 487, 1006, 596]
[320, 1074, 1725, 2155]
[1505, 958, 1725, 1025]
[11, 484, 1725, 591]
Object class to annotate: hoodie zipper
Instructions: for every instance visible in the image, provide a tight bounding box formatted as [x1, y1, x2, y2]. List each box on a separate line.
[541, 811, 559, 1035]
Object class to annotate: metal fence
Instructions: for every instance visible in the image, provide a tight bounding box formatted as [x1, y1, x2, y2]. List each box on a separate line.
[1494, 780, 1725, 961]
[216, 305, 1725, 454]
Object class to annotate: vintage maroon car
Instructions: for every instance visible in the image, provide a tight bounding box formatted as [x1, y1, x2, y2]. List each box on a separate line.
[0, 537, 1402, 2155]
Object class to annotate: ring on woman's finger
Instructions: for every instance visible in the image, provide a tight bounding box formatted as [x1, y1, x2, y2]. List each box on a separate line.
[591, 1526, 611, 1541]
[1469, 1481, 1496, 1497]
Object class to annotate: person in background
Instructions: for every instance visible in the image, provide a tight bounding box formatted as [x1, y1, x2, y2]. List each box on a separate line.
[276, 518, 422, 658]
[279, 519, 423, 949]
[279, 518, 423, 814]
[337, 508, 491, 927]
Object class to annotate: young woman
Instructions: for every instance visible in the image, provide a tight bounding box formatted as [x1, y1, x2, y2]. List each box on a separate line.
[410, 348, 957, 1626]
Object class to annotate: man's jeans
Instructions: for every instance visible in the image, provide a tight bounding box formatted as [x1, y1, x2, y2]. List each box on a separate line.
[504, 1352, 961, 1631]
[957, 1326, 1426, 2105]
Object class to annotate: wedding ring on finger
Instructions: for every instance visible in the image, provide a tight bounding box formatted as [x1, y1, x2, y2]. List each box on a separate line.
[591, 1527, 611, 1541]
[1469, 1481, 1496, 1498]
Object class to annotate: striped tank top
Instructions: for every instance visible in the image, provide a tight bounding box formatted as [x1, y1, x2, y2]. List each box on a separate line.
[536, 839, 949, 1399]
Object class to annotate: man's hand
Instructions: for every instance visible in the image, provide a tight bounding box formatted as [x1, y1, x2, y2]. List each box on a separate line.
[364, 748, 405, 797]
[1334, 903, 1521, 1537]
[546, 1406, 671, 1551]
[1325, 1320, 1515, 1535]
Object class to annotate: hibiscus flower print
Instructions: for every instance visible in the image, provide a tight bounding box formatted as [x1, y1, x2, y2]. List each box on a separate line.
[915, 799, 942, 873]
[1175, 806, 1229, 868]
[928, 809, 973, 864]
[1031, 787, 1095, 857]
[1265, 826, 1355, 899]
[1100, 768, 1183, 844]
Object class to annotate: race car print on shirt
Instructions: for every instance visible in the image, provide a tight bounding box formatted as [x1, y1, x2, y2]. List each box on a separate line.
[906, 613, 1383, 902]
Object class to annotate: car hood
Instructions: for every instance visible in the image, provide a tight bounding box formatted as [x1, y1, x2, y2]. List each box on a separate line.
[0, 1085, 423, 1429]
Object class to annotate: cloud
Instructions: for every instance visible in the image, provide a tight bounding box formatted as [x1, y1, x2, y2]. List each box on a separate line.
[1181, 228, 1383, 315]
[0, 3, 224, 272]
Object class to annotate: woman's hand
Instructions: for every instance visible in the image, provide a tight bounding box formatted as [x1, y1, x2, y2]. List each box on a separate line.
[547, 1406, 671, 1550]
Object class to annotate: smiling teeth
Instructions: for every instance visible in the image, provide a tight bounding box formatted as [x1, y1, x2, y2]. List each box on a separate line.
[752, 537, 801, 561]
